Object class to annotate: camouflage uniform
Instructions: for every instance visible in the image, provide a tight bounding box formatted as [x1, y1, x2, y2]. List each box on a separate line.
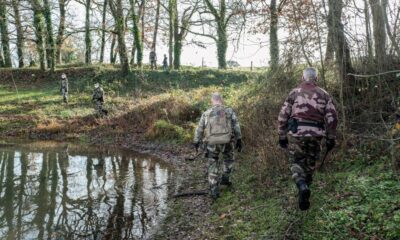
[150, 51, 157, 70]
[92, 86, 105, 116]
[60, 78, 68, 103]
[278, 81, 338, 184]
[194, 104, 242, 197]
[162, 56, 168, 71]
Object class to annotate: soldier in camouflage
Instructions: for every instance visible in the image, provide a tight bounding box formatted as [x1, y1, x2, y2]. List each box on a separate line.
[150, 50, 157, 70]
[60, 73, 68, 104]
[278, 67, 338, 211]
[92, 83, 107, 117]
[194, 93, 243, 200]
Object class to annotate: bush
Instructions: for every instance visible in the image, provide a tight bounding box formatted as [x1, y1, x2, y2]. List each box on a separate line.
[146, 120, 192, 144]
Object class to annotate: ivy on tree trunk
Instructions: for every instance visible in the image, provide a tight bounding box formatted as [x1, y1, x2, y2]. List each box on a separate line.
[12, 0, 24, 68]
[44, 0, 55, 72]
[0, 0, 12, 67]
[32, 0, 46, 71]
[130, 0, 143, 67]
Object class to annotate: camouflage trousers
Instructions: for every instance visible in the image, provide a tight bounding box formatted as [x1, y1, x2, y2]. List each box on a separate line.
[207, 143, 234, 191]
[61, 88, 68, 103]
[94, 101, 105, 116]
[288, 136, 322, 184]
[150, 61, 157, 70]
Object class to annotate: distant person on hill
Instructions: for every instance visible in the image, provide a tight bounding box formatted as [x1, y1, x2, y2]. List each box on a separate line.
[162, 54, 168, 72]
[193, 92, 243, 200]
[150, 50, 157, 70]
[278, 67, 338, 211]
[92, 83, 108, 117]
[60, 73, 69, 104]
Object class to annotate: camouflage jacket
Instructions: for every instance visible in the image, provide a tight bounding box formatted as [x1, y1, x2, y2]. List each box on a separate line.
[278, 82, 338, 139]
[60, 79, 68, 91]
[194, 104, 242, 143]
[92, 87, 104, 102]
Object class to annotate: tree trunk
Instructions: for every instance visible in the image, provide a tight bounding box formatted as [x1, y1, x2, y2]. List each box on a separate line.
[173, 0, 180, 69]
[217, 25, 227, 69]
[56, 0, 66, 64]
[110, 32, 116, 64]
[0, 0, 12, 67]
[12, 0, 24, 68]
[32, 0, 46, 71]
[382, 0, 400, 57]
[327, 0, 354, 83]
[369, 0, 387, 70]
[151, 0, 160, 51]
[114, 0, 130, 75]
[43, 0, 55, 72]
[129, 0, 143, 67]
[99, 0, 107, 63]
[364, 0, 373, 61]
[168, 0, 174, 67]
[85, 0, 91, 64]
[269, 0, 279, 70]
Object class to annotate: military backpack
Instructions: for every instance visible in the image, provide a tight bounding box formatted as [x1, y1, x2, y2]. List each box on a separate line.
[204, 105, 232, 145]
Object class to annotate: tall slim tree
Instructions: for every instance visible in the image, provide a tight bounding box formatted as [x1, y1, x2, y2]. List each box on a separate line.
[369, 0, 387, 69]
[99, 0, 108, 63]
[203, 0, 228, 69]
[43, 0, 55, 71]
[0, 0, 12, 67]
[129, 0, 143, 67]
[200, 0, 245, 69]
[173, 3, 198, 69]
[110, 0, 130, 74]
[168, 0, 175, 67]
[32, 0, 47, 71]
[327, 0, 353, 83]
[151, 0, 160, 51]
[12, 0, 24, 68]
[269, 0, 287, 70]
[56, 0, 66, 64]
[85, 0, 92, 64]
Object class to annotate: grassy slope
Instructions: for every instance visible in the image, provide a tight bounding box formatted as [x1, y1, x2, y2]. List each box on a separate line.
[0, 66, 399, 239]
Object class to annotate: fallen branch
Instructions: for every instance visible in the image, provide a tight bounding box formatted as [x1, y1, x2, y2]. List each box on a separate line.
[173, 190, 208, 198]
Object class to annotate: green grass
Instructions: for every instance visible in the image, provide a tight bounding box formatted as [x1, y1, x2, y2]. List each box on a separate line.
[207, 154, 400, 240]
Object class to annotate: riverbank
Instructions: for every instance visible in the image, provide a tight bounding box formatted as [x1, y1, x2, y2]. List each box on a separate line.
[1, 66, 399, 239]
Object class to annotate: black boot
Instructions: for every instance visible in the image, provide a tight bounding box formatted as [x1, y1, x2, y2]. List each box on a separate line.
[220, 175, 232, 186]
[296, 180, 311, 211]
[210, 185, 220, 200]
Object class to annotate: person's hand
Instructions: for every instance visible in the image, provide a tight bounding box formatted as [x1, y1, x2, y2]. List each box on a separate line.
[326, 138, 336, 151]
[194, 142, 200, 151]
[279, 138, 289, 149]
[235, 139, 243, 152]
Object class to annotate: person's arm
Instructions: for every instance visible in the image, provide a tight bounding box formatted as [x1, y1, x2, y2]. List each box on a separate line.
[278, 92, 295, 139]
[231, 110, 242, 139]
[194, 113, 206, 143]
[324, 95, 338, 139]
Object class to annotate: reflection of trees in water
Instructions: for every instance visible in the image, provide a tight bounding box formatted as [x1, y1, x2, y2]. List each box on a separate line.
[0, 147, 171, 239]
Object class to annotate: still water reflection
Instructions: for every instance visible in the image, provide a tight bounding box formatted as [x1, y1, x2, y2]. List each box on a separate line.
[0, 142, 173, 240]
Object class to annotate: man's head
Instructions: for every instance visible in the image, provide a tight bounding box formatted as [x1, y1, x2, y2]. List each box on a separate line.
[61, 73, 66, 79]
[302, 67, 318, 83]
[164, 54, 167, 57]
[94, 83, 100, 88]
[211, 92, 223, 106]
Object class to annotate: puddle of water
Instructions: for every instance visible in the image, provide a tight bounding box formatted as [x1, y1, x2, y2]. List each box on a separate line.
[0, 142, 173, 240]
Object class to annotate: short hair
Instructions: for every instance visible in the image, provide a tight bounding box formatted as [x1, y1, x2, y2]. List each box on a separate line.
[303, 67, 318, 82]
[211, 92, 223, 102]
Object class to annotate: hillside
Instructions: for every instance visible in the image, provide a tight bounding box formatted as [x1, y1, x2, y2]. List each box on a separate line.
[0, 66, 399, 239]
